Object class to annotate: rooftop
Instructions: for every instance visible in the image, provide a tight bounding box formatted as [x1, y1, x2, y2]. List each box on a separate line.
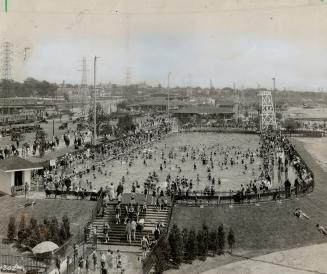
[0, 157, 43, 172]
[173, 106, 235, 114]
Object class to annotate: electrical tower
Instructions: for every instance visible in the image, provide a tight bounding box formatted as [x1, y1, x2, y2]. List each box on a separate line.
[1, 41, 13, 80]
[124, 66, 131, 98]
[78, 56, 89, 116]
[258, 90, 277, 131]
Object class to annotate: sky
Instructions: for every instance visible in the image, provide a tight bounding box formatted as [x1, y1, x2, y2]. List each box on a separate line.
[1, 0, 327, 90]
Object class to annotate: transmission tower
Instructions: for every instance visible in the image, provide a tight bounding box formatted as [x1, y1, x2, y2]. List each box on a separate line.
[1, 42, 14, 80]
[78, 56, 89, 116]
[124, 66, 131, 97]
[258, 90, 277, 131]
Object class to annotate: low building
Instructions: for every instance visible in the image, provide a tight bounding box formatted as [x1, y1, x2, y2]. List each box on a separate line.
[0, 157, 43, 195]
[173, 105, 236, 123]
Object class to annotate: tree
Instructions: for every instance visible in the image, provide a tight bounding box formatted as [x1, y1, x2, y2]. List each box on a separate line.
[202, 223, 209, 259]
[17, 215, 27, 245]
[154, 239, 170, 274]
[208, 230, 218, 255]
[28, 218, 41, 247]
[185, 228, 197, 262]
[116, 115, 136, 135]
[168, 224, 183, 267]
[283, 119, 301, 133]
[196, 229, 206, 260]
[227, 228, 235, 253]
[88, 103, 109, 136]
[181, 228, 189, 262]
[61, 214, 71, 240]
[217, 225, 225, 255]
[47, 217, 61, 245]
[7, 216, 16, 241]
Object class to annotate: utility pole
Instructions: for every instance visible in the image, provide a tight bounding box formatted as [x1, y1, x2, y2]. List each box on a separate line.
[93, 56, 99, 145]
[272, 77, 276, 91]
[167, 72, 171, 120]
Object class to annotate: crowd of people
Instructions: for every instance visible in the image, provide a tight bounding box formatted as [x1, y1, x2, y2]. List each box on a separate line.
[41, 119, 172, 196]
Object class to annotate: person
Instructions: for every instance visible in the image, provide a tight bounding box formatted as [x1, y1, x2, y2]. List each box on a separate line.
[126, 220, 132, 245]
[115, 204, 121, 224]
[55, 255, 61, 274]
[92, 250, 97, 271]
[294, 208, 310, 219]
[141, 236, 149, 258]
[154, 225, 160, 241]
[106, 249, 113, 271]
[103, 223, 110, 243]
[100, 251, 106, 269]
[151, 189, 156, 205]
[77, 257, 84, 274]
[100, 264, 107, 274]
[85, 256, 90, 274]
[316, 224, 327, 236]
[131, 219, 137, 241]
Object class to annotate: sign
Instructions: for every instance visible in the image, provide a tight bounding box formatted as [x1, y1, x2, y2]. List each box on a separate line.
[0, 264, 24, 273]
[49, 159, 56, 167]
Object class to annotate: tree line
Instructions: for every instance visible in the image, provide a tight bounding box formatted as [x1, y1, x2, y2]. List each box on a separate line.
[7, 214, 71, 249]
[152, 224, 235, 274]
[0, 78, 58, 98]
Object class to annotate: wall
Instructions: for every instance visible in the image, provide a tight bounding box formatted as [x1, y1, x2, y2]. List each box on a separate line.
[0, 171, 13, 195]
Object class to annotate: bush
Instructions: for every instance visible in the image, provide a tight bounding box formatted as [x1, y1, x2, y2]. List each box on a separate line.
[185, 228, 197, 261]
[217, 225, 225, 255]
[227, 228, 235, 253]
[7, 216, 16, 241]
[17, 215, 27, 245]
[202, 224, 209, 259]
[168, 224, 183, 267]
[154, 239, 170, 274]
[181, 228, 189, 262]
[208, 230, 218, 255]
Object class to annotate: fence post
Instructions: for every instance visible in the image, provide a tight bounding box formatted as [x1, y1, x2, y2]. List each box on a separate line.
[66, 256, 70, 274]
[229, 190, 232, 204]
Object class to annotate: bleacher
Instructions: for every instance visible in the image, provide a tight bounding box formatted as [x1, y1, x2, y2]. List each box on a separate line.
[86, 194, 171, 246]
[88, 205, 169, 246]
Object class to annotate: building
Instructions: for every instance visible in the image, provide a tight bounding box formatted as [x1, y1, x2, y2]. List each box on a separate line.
[0, 157, 43, 195]
[173, 105, 236, 124]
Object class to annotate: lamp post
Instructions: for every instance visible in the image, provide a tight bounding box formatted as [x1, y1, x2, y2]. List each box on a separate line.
[93, 56, 99, 145]
[167, 72, 172, 120]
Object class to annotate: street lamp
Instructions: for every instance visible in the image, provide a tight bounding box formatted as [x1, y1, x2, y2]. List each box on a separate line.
[93, 56, 99, 145]
[167, 72, 172, 119]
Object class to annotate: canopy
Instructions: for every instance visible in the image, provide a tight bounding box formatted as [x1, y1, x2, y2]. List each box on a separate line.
[32, 241, 59, 254]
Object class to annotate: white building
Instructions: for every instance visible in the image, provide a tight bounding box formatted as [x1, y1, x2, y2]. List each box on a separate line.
[0, 157, 43, 195]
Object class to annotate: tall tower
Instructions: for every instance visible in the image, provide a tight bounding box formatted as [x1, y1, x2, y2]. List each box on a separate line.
[1, 42, 13, 80]
[79, 56, 89, 116]
[258, 90, 277, 131]
[124, 66, 131, 98]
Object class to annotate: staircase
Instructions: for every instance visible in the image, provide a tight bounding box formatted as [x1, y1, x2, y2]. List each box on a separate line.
[87, 204, 170, 246]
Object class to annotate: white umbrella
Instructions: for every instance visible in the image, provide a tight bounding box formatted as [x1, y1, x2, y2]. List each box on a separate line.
[32, 241, 59, 254]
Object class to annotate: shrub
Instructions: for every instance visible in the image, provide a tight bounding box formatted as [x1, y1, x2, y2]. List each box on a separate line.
[7, 216, 16, 241]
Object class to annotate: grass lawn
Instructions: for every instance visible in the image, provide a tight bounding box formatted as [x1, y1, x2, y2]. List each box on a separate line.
[171, 137, 327, 257]
[0, 196, 96, 254]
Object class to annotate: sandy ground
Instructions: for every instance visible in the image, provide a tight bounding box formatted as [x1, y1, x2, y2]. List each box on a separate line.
[288, 106, 327, 119]
[293, 137, 327, 172]
[201, 242, 327, 274]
